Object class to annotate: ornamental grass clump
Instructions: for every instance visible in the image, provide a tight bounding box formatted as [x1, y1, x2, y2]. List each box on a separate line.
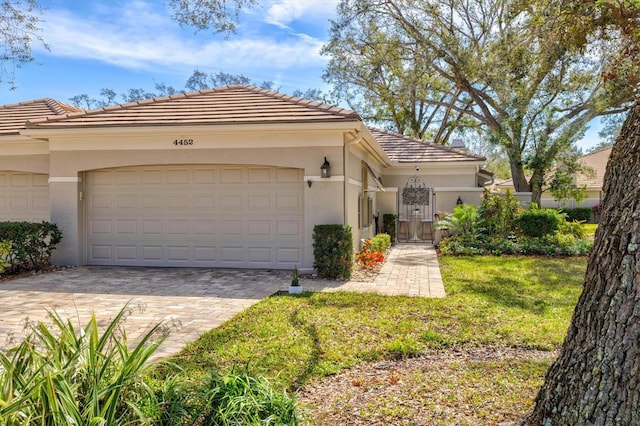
[0, 304, 166, 425]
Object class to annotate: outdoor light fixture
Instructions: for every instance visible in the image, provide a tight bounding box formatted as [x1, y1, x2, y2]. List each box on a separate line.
[456, 196, 464, 205]
[321, 156, 331, 178]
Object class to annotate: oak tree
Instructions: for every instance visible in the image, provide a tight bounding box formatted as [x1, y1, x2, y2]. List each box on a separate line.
[322, 0, 637, 204]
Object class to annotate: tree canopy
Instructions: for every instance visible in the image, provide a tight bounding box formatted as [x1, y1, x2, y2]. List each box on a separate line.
[167, 0, 258, 34]
[323, 0, 638, 204]
[69, 70, 327, 109]
[0, 0, 46, 90]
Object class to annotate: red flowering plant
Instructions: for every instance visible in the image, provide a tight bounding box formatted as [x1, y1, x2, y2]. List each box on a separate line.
[356, 238, 385, 270]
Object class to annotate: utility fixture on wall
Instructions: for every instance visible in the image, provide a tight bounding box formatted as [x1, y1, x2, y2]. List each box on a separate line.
[456, 196, 464, 205]
[321, 157, 331, 178]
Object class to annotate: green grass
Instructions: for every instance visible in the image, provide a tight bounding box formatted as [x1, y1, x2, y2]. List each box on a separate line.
[583, 223, 598, 239]
[168, 256, 587, 391]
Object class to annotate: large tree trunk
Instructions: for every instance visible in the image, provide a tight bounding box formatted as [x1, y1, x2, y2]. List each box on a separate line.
[525, 104, 640, 424]
[509, 159, 530, 194]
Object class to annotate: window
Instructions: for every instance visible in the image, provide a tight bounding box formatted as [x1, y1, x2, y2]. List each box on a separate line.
[360, 162, 371, 228]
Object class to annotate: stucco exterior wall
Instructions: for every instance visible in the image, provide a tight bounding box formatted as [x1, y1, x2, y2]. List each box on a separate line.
[382, 165, 479, 189]
[40, 127, 351, 269]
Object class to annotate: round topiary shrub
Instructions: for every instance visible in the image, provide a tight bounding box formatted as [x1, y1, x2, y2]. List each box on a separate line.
[517, 208, 563, 238]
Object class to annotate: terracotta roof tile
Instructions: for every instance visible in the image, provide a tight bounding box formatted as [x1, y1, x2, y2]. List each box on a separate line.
[576, 146, 611, 188]
[0, 99, 82, 134]
[370, 128, 485, 163]
[26, 85, 361, 129]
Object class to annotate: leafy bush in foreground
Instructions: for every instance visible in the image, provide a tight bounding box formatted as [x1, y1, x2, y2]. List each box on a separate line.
[439, 234, 592, 256]
[0, 305, 165, 425]
[0, 306, 299, 425]
[0, 221, 62, 274]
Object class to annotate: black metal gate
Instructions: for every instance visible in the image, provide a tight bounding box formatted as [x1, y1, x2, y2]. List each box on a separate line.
[397, 176, 435, 242]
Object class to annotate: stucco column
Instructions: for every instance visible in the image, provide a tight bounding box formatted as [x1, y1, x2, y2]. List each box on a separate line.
[49, 179, 82, 266]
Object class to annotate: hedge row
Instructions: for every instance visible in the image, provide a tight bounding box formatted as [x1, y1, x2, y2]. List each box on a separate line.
[0, 221, 62, 275]
[312, 224, 353, 279]
[557, 207, 593, 223]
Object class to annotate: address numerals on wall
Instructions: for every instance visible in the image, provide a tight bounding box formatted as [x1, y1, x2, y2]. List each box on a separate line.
[173, 139, 194, 146]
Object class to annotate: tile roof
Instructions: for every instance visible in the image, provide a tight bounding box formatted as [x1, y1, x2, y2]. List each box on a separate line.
[370, 128, 486, 163]
[0, 99, 82, 135]
[26, 85, 361, 129]
[576, 146, 611, 188]
[495, 146, 612, 189]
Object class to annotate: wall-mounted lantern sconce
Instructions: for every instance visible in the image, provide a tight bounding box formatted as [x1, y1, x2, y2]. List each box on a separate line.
[321, 157, 331, 178]
[307, 179, 313, 188]
[456, 195, 464, 206]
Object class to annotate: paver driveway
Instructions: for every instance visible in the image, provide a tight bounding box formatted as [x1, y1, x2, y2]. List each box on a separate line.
[0, 267, 291, 359]
[0, 244, 445, 359]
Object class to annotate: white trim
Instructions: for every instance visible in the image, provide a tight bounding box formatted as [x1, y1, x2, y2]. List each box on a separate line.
[303, 175, 344, 182]
[348, 177, 361, 186]
[433, 187, 485, 192]
[49, 177, 81, 183]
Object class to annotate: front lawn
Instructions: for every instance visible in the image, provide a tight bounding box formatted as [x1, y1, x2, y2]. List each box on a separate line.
[164, 256, 587, 423]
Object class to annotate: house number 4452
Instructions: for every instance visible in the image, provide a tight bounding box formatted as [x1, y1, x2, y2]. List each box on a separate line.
[173, 139, 194, 146]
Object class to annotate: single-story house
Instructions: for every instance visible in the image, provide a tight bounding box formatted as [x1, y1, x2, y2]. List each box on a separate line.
[494, 146, 611, 209]
[0, 85, 491, 271]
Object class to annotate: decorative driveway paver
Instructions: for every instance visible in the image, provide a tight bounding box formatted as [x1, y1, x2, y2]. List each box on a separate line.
[0, 267, 290, 359]
[1, 244, 444, 359]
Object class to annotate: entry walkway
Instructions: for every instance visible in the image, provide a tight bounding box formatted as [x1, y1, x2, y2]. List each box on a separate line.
[0, 244, 444, 358]
[303, 244, 445, 297]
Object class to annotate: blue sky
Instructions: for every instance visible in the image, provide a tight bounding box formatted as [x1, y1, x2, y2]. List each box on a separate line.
[0, 0, 334, 104]
[0, 0, 602, 150]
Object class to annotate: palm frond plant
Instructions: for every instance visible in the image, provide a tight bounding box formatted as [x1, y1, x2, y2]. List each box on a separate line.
[436, 204, 484, 239]
[0, 304, 168, 425]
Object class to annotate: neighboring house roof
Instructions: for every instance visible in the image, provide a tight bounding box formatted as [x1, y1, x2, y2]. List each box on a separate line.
[25, 85, 361, 129]
[0, 99, 82, 135]
[495, 146, 612, 190]
[576, 146, 611, 188]
[370, 128, 486, 163]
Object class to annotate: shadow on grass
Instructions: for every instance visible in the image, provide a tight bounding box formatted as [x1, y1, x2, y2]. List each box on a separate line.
[290, 307, 321, 391]
[442, 256, 585, 315]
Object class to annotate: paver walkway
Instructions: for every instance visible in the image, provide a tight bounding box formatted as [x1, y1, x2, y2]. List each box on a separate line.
[0, 243, 444, 358]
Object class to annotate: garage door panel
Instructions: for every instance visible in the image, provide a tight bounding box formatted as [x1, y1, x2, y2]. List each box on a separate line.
[277, 168, 300, 183]
[276, 248, 302, 264]
[86, 165, 303, 268]
[248, 167, 272, 183]
[0, 171, 50, 222]
[220, 167, 244, 183]
[220, 194, 243, 209]
[248, 194, 271, 210]
[248, 220, 271, 235]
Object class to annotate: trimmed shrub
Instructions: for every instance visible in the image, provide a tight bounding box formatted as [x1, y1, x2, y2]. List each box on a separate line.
[558, 207, 592, 223]
[369, 233, 391, 253]
[0, 240, 9, 275]
[382, 213, 397, 243]
[0, 221, 62, 274]
[516, 209, 563, 238]
[438, 234, 592, 256]
[313, 224, 353, 279]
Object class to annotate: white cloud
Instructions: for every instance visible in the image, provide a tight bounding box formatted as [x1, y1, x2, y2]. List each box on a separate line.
[263, 0, 339, 29]
[37, 1, 329, 73]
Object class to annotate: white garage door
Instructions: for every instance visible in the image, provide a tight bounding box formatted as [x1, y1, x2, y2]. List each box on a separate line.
[0, 171, 50, 222]
[85, 165, 304, 268]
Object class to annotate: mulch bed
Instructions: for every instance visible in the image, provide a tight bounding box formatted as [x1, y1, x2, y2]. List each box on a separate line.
[297, 345, 557, 425]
